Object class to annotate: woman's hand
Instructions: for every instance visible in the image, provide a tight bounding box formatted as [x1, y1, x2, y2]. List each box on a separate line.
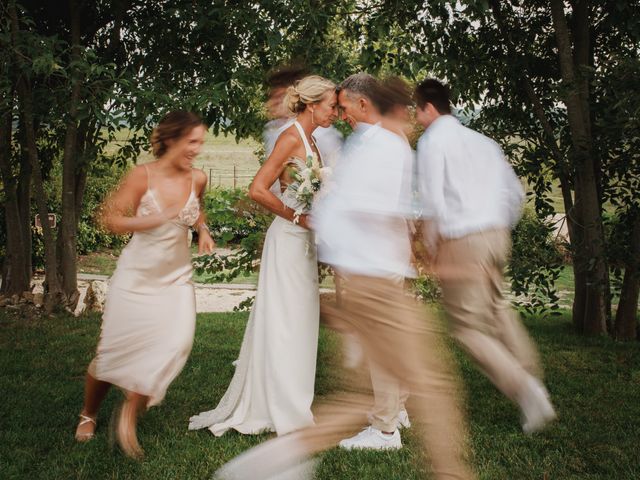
[197, 227, 216, 255]
[297, 214, 311, 230]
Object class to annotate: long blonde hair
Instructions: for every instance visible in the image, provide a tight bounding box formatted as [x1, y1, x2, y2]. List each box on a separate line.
[284, 75, 336, 114]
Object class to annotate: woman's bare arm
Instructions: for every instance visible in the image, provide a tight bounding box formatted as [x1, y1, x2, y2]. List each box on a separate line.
[193, 169, 215, 254]
[249, 131, 310, 229]
[100, 165, 179, 234]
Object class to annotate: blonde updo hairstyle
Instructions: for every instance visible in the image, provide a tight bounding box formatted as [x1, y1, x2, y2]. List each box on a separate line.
[284, 75, 336, 115]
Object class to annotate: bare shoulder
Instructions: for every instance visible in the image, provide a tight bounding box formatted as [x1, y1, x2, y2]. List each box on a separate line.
[270, 128, 300, 162]
[193, 168, 208, 192]
[275, 127, 301, 148]
[122, 164, 149, 189]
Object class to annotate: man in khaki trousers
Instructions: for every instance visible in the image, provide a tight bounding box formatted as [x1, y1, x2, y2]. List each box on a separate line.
[414, 78, 556, 434]
[213, 74, 475, 480]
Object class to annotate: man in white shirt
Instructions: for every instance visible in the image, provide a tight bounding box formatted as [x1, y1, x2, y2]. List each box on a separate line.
[213, 74, 474, 480]
[415, 78, 556, 434]
[314, 73, 472, 477]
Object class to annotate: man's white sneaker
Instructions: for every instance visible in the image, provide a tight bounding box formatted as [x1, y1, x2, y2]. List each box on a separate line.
[338, 426, 402, 450]
[519, 377, 557, 434]
[397, 409, 411, 429]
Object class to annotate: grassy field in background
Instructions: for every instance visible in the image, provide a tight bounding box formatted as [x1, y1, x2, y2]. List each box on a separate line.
[1, 308, 639, 479]
[108, 130, 260, 188]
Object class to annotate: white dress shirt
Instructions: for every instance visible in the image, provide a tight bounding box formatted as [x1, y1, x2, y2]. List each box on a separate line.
[416, 115, 524, 239]
[315, 123, 415, 278]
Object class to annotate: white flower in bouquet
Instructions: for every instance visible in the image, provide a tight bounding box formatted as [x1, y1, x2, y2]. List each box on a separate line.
[288, 152, 325, 223]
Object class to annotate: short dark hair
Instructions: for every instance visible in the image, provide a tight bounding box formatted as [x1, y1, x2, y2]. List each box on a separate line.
[267, 65, 309, 89]
[414, 78, 451, 114]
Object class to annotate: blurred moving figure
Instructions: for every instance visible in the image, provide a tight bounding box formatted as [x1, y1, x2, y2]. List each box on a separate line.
[74, 111, 214, 457]
[377, 75, 415, 142]
[263, 65, 343, 166]
[337, 74, 416, 444]
[189, 76, 338, 437]
[414, 78, 556, 434]
[212, 73, 475, 480]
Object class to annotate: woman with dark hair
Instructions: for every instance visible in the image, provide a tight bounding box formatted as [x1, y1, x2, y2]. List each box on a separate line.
[74, 111, 215, 458]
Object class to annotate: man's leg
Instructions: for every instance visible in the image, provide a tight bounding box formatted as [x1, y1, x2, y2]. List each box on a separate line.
[215, 275, 474, 480]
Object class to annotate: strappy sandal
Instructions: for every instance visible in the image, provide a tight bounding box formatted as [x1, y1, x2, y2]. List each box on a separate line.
[75, 413, 97, 442]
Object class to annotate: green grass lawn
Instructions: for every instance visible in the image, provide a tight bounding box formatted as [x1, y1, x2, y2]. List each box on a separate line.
[1, 308, 639, 479]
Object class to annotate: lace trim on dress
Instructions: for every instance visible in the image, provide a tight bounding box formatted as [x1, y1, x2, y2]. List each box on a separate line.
[138, 166, 200, 226]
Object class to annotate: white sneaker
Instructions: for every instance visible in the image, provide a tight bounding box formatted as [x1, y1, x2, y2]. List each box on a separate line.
[397, 409, 411, 429]
[519, 377, 557, 434]
[338, 426, 402, 450]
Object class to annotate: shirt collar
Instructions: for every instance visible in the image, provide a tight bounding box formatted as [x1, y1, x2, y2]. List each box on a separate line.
[355, 121, 381, 139]
[427, 114, 460, 131]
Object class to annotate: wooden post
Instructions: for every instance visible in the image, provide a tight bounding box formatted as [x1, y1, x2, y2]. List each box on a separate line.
[233, 164, 237, 188]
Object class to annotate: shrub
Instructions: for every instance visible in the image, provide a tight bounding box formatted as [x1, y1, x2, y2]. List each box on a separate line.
[194, 187, 272, 286]
[30, 160, 129, 270]
[509, 208, 564, 314]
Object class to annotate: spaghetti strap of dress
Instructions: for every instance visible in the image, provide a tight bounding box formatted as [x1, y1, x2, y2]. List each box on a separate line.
[293, 121, 313, 159]
[143, 164, 152, 191]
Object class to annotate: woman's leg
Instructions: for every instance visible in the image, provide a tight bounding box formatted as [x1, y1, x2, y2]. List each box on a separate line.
[75, 367, 111, 441]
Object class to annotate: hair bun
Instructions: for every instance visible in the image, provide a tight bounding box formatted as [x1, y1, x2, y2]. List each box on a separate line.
[282, 75, 336, 116]
[285, 84, 304, 114]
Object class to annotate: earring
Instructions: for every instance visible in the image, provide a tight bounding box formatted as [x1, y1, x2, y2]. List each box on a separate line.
[311, 109, 316, 126]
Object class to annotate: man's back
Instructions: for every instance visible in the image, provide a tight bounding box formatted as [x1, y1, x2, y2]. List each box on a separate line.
[417, 115, 523, 239]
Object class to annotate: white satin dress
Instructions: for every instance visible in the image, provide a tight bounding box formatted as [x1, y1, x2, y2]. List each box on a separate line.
[90, 168, 199, 407]
[189, 122, 320, 436]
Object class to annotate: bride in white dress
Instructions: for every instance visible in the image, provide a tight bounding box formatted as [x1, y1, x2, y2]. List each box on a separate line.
[189, 75, 338, 436]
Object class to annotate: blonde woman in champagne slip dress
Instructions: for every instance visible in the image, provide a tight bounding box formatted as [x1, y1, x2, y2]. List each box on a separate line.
[74, 111, 215, 458]
[189, 75, 338, 437]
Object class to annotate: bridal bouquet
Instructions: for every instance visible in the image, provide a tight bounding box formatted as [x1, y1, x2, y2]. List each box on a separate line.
[288, 152, 332, 223]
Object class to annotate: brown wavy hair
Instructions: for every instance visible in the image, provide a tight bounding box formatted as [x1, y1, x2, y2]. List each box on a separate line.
[150, 111, 206, 158]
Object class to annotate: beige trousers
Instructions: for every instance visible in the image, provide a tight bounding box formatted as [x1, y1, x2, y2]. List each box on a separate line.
[436, 229, 542, 403]
[369, 358, 409, 431]
[219, 275, 475, 480]
[327, 273, 409, 432]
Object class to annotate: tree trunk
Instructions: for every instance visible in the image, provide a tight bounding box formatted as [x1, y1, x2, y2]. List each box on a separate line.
[0, 96, 31, 296]
[17, 126, 33, 282]
[615, 213, 640, 340]
[58, 0, 83, 308]
[9, 0, 63, 311]
[550, 0, 608, 334]
[16, 78, 64, 311]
